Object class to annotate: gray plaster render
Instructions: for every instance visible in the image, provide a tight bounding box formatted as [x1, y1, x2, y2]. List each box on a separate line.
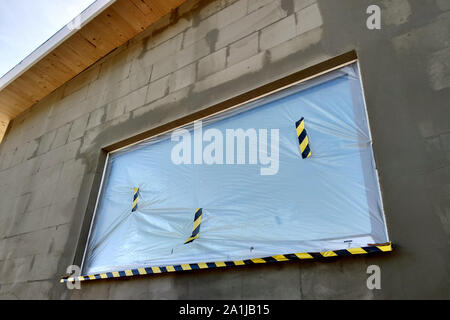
[0, 0, 449, 299]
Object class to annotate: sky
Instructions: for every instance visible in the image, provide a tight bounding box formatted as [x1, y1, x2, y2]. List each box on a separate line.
[0, 0, 96, 78]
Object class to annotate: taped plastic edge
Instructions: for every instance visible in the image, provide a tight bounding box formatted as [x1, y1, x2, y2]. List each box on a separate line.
[60, 242, 392, 283]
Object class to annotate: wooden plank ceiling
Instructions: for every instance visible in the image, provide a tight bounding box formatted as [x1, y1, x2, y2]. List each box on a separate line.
[0, 0, 187, 123]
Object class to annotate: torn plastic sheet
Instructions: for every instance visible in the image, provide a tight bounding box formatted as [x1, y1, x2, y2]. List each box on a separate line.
[82, 63, 389, 275]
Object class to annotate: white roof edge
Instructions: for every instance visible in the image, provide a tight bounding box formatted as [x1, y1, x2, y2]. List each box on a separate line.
[0, 0, 117, 92]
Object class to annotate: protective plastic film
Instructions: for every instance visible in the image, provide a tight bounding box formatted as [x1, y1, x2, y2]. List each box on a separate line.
[82, 63, 389, 275]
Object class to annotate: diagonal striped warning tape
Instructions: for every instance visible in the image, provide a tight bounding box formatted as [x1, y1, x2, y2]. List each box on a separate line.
[132, 187, 139, 212]
[185, 208, 202, 244]
[296, 117, 311, 159]
[60, 243, 392, 283]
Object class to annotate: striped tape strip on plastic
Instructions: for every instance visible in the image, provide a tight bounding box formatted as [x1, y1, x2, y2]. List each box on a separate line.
[132, 187, 139, 212]
[184, 208, 202, 244]
[296, 117, 311, 159]
[60, 243, 392, 283]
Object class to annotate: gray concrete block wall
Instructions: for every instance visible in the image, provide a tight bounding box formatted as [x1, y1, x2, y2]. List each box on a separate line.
[0, 0, 449, 299]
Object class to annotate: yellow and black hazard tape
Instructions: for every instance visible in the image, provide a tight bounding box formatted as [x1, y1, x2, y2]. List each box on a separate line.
[185, 208, 202, 244]
[132, 187, 139, 212]
[60, 243, 392, 283]
[296, 117, 311, 159]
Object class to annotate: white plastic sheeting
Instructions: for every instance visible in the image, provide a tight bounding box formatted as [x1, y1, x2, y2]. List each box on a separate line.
[82, 63, 389, 275]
